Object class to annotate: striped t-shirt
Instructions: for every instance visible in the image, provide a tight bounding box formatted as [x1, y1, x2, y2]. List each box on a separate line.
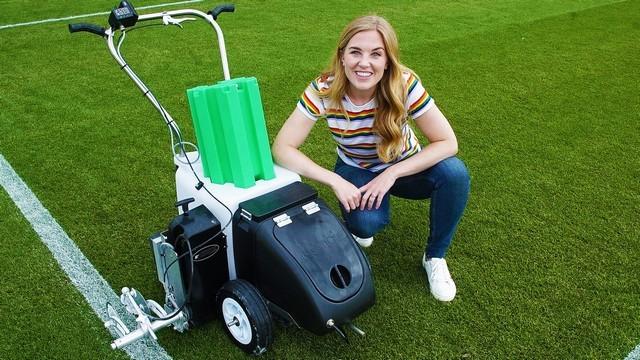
[297, 71, 435, 172]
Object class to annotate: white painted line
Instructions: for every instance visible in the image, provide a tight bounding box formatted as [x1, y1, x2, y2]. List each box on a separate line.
[627, 344, 640, 360]
[0, 154, 172, 360]
[0, 0, 203, 30]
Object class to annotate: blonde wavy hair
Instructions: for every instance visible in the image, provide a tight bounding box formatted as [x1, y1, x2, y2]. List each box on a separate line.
[321, 15, 409, 163]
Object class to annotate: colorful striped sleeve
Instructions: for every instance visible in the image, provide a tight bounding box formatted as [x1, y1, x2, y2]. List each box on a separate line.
[296, 79, 325, 121]
[405, 72, 435, 119]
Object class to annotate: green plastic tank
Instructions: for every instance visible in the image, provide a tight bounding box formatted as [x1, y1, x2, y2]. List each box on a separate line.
[187, 77, 275, 188]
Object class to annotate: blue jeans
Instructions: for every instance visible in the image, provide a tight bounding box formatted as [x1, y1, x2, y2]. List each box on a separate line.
[334, 156, 470, 258]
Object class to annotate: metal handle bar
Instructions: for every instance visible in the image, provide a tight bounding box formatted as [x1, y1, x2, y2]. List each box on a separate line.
[107, 8, 231, 83]
[100, 9, 232, 129]
[69, 4, 235, 161]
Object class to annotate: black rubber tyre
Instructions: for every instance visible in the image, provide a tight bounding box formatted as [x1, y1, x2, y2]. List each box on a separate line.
[216, 279, 274, 355]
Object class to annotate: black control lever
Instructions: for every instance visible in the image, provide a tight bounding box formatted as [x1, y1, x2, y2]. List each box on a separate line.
[68, 23, 107, 37]
[175, 197, 195, 216]
[208, 4, 235, 20]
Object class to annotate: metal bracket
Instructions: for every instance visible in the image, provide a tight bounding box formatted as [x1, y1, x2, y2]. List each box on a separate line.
[240, 208, 252, 221]
[162, 14, 196, 28]
[105, 287, 186, 349]
[302, 201, 320, 215]
[273, 213, 292, 227]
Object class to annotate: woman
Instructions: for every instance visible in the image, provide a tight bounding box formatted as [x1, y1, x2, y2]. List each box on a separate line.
[272, 15, 470, 302]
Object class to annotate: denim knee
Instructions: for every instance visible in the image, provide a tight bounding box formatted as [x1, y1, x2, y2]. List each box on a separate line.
[436, 157, 470, 190]
[344, 208, 389, 238]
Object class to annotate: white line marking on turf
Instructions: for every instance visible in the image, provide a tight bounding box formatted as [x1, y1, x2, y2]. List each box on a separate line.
[0, 154, 172, 360]
[0, 0, 203, 30]
[627, 344, 640, 360]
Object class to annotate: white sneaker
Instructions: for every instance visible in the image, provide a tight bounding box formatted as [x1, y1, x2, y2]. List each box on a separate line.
[352, 234, 373, 248]
[422, 255, 456, 302]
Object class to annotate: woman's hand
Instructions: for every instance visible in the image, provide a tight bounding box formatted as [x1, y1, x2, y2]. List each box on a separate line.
[330, 176, 362, 213]
[358, 167, 398, 210]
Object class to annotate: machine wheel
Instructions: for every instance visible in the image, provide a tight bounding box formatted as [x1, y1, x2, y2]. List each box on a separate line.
[216, 279, 273, 355]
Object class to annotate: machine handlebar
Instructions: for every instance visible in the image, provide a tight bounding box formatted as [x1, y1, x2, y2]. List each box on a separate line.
[68, 23, 107, 37]
[208, 4, 235, 20]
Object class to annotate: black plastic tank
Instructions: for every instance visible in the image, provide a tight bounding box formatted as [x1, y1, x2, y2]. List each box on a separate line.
[166, 204, 228, 325]
[233, 182, 375, 334]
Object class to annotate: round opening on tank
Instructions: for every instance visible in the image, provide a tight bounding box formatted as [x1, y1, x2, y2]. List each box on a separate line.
[330, 265, 351, 288]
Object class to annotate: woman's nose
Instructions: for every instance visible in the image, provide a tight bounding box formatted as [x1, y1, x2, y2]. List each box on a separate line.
[357, 57, 371, 68]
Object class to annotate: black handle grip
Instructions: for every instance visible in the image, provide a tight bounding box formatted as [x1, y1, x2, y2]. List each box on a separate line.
[208, 4, 235, 20]
[68, 23, 106, 37]
[175, 197, 195, 215]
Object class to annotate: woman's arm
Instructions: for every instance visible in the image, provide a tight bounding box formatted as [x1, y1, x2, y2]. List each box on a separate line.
[388, 103, 458, 177]
[359, 104, 458, 210]
[272, 108, 363, 212]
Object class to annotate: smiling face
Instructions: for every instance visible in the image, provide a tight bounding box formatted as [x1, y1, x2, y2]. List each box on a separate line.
[341, 30, 388, 103]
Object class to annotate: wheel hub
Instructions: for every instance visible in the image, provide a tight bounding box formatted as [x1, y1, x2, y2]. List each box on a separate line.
[222, 298, 252, 344]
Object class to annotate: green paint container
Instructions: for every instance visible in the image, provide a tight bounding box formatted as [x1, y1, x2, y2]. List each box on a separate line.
[187, 77, 275, 188]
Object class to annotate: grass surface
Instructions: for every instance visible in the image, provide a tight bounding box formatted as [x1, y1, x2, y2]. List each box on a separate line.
[1, 0, 639, 359]
[0, 192, 127, 360]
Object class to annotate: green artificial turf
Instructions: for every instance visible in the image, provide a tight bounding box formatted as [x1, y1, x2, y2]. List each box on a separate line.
[0, 191, 127, 360]
[1, 0, 638, 359]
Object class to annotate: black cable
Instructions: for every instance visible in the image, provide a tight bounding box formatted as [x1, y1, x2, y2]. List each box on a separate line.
[124, 22, 165, 33]
[156, 92, 235, 255]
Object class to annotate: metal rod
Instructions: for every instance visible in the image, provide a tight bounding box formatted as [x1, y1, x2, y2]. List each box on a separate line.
[110, 312, 185, 349]
[348, 322, 365, 336]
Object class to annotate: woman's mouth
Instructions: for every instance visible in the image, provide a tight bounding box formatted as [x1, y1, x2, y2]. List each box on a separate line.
[355, 71, 373, 79]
